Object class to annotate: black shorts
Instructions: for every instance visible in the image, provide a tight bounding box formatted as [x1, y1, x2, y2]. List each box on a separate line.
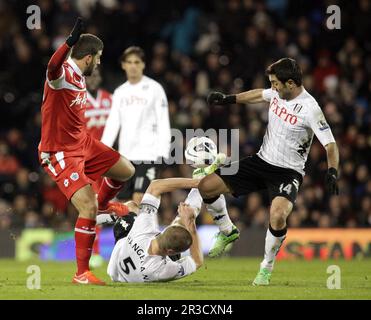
[215, 155, 303, 204]
[117, 163, 161, 200]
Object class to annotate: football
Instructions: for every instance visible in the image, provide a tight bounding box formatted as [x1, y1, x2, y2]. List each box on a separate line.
[185, 136, 218, 168]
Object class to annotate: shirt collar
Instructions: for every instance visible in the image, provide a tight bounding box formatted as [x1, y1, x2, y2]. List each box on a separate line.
[67, 57, 83, 77]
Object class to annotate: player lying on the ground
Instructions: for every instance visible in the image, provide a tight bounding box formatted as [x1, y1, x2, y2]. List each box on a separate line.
[98, 178, 203, 283]
[98, 154, 240, 266]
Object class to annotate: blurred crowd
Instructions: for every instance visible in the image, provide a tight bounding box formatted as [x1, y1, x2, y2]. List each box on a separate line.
[0, 0, 370, 232]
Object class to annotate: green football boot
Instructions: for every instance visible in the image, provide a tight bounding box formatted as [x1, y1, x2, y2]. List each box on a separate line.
[208, 225, 240, 258]
[252, 268, 272, 286]
[192, 153, 227, 179]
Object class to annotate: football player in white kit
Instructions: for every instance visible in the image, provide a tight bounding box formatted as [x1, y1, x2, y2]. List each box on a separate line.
[104, 178, 205, 283]
[101, 46, 171, 205]
[200, 58, 339, 285]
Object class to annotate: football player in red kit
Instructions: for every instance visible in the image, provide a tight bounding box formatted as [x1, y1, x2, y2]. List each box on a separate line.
[85, 68, 112, 143]
[38, 18, 135, 285]
[85, 67, 112, 268]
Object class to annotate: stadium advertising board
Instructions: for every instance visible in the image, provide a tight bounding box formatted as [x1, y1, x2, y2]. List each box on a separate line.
[276, 229, 371, 260]
[14, 228, 371, 261]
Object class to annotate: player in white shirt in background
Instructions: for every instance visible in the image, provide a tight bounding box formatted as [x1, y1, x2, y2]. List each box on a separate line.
[103, 178, 204, 283]
[101, 46, 171, 205]
[200, 58, 340, 286]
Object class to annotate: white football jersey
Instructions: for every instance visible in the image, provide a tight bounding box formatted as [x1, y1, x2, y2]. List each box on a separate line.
[257, 88, 335, 175]
[107, 193, 197, 283]
[101, 76, 171, 162]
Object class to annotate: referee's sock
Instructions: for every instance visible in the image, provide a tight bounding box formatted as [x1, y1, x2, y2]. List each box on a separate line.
[97, 177, 125, 210]
[204, 195, 233, 235]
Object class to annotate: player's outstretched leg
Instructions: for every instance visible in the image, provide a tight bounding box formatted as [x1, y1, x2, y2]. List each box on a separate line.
[253, 197, 292, 286]
[198, 173, 239, 257]
[98, 156, 135, 217]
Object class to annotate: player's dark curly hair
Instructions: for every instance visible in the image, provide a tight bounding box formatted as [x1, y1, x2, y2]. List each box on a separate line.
[266, 58, 302, 86]
[71, 34, 103, 59]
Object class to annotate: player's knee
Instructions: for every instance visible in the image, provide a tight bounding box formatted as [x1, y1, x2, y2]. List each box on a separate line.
[270, 207, 287, 228]
[116, 158, 135, 181]
[198, 177, 215, 199]
[126, 161, 135, 179]
[78, 198, 98, 218]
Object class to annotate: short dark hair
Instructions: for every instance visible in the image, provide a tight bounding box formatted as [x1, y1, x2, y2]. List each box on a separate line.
[71, 34, 103, 59]
[158, 226, 193, 253]
[120, 46, 145, 63]
[266, 58, 302, 86]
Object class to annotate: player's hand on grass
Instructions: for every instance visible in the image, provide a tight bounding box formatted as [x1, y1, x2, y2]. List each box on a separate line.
[66, 17, 84, 47]
[325, 167, 339, 195]
[207, 92, 236, 105]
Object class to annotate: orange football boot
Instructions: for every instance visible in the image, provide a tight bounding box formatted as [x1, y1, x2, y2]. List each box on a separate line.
[98, 201, 129, 217]
[72, 271, 106, 286]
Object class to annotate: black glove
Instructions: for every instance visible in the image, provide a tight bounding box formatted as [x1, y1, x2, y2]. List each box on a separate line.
[66, 17, 84, 47]
[207, 91, 236, 105]
[325, 167, 339, 195]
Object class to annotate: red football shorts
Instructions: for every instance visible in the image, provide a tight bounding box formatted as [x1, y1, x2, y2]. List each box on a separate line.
[39, 135, 120, 200]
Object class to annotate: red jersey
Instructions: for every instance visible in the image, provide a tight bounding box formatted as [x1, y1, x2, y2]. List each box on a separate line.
[39, 56, 88, 155]
[85, 89, 112, 140]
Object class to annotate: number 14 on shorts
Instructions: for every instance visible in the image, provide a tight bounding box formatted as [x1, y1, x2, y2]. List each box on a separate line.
[279, 179, 299, 195]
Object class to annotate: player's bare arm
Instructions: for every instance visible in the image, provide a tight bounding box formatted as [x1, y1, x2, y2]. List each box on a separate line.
[236, 89, 265, 104]
[325, 142, 339, 171]
[145, 178, 200, 198]
[177, 203, 203, 269]
[207, 89, 265, 106]
[324, 142, 340, 195]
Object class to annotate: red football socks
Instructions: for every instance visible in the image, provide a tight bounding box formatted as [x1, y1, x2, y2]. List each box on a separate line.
[97, 178, 125, 210]
[75, 217, 96, 276]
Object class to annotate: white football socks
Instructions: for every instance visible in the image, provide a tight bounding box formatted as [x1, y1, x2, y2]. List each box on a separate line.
[260, 227, 286, 272]
[205, 195, 233, 235]
[184, 188, 203, 217]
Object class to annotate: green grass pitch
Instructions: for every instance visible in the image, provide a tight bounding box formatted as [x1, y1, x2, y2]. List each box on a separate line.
[0, 258, 370, 300]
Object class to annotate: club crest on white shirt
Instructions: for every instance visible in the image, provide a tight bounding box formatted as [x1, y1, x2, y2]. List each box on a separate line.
[293, 103, 303, 114]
